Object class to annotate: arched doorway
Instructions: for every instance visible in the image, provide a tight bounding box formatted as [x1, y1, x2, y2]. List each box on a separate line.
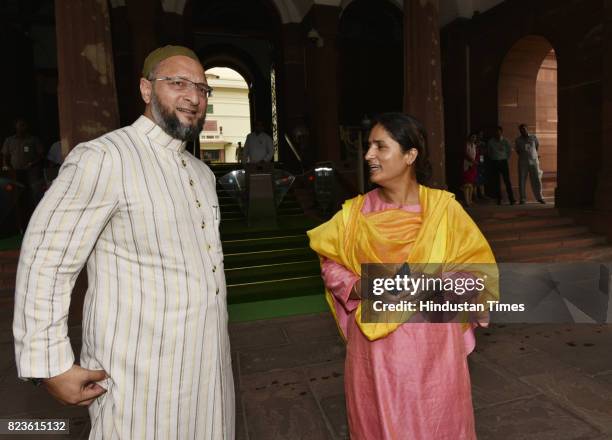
[200, 67, 251, 163]
[498, 35, 558, 204]
[192, 0, 282, 162]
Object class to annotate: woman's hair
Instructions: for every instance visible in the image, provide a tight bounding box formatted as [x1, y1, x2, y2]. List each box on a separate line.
[370, 112, 432, 184]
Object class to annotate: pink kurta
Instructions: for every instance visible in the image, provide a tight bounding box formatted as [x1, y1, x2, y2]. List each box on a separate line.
[320, 189, 477, 440]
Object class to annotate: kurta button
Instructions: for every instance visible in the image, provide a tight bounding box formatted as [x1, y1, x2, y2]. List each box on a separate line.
[189, 179, 194, 186]
[213, 266, 217, 272]
[196, 200, 201, 207]
[201, 221, 205, 228]
[207, 244, 211, 250]
[216, 288, 219, 295]
[182, 159, 187, 166]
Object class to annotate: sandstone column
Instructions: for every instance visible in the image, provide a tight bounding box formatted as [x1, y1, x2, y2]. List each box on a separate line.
[304, 5, 341, 165]
[55, 0, 120, 153]
[279, 23, 309, 169]
[595, 0, 612, 216]
[404, 0, 445, 188]
[55, 0, 121, 323]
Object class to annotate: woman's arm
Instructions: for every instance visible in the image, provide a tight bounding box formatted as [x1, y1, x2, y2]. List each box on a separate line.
[321, 257, 361, 312]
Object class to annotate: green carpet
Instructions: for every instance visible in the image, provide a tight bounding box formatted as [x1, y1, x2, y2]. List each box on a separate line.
[228, 293, 329, 322]
[0, 234, 22, 251]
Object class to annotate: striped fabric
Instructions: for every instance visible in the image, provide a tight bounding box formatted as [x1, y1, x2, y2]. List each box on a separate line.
[13, 116, 235, 439]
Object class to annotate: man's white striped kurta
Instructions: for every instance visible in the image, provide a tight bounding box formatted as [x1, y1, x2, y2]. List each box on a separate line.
[13, 116, 235, 439]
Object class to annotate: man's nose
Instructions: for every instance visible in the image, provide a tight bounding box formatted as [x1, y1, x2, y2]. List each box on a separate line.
[185, 86, 201, 105]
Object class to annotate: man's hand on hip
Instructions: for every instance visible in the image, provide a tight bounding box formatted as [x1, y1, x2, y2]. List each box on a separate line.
[43, 364, 108, 406]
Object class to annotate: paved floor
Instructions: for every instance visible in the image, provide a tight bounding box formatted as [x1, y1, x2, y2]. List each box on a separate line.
[1, 303, 611, 439]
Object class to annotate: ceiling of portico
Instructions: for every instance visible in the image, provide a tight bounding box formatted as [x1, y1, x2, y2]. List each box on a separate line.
[269, 0, 505, 26]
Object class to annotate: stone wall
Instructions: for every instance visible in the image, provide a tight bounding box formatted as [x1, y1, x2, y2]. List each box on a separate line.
[442, 0, 605, 209]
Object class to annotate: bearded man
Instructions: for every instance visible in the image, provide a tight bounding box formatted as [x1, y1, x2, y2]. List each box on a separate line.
[13, 46, 235, 439]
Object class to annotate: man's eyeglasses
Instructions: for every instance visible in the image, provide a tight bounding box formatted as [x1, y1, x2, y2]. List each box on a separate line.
[149, 76, 213, 97]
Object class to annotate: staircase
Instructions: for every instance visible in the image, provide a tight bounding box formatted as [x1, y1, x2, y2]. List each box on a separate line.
[5, 170, 606, 320]
[470, 205, 612, 262]
[540, 172, 556, 204]
[208, 163, 325, 320]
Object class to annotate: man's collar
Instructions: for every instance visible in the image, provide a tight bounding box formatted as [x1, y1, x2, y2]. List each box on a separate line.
[133, 115, 187, 153]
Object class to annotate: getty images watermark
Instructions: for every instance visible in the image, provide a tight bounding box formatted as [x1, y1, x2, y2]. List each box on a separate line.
[360, 262, 612, 324]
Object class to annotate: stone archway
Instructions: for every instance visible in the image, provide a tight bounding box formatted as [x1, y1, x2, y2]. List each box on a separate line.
[498, 35, 558, 203]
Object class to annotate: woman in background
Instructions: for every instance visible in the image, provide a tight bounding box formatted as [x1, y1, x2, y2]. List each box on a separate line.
[462, 132, 479, 206]
[308, 113, 497, 439]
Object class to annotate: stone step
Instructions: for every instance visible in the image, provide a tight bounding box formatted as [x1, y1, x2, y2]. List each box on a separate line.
[221, 226, 316, 242]
[225, 260, 320, 285]
[277, 207, 304, 215]
[0, 272, 15, 290]
[224, 247, 318, 269]
[0, 260, 17, 274]
[487, 225, 589, 244]
[493, 234, 608, 260]
[0, 250, 20, 259]
[220, 205, 242, 213]
[227, 275, 323, 304]
[222, 234, 308, 254]
[0, 288, 13, 307]
[222, 212, 246, 220]
[479, 216, 573, 233]
[472, 207, 559, 221]
[509, 244, 612, 263]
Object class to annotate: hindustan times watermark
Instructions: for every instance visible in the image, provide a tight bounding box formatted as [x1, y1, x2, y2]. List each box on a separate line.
[360, 262, 612, 324]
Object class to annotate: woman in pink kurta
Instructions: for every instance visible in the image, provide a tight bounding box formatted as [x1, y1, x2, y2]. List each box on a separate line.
[320, 190, 476, 439]
[308, 113, 494, 439]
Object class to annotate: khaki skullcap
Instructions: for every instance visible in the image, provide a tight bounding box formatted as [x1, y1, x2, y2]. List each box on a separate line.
[142, 45, 201, 78]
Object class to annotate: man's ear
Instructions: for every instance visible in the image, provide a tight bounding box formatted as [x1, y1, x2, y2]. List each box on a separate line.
[140, 78, 152, 104]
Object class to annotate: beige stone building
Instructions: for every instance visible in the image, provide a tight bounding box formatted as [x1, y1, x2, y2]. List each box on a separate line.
[199, 67, 251, 162]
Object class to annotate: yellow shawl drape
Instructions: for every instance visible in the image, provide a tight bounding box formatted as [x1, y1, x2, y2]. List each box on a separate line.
[307, 185, 499, 341]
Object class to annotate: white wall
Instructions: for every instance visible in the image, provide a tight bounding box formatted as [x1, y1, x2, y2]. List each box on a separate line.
[202, 67, 251, 162]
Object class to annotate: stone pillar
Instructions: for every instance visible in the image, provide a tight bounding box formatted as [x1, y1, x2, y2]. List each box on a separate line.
[403, 0, 445, 188]
[108, 0, 159, 124]
[595, 0, 612, 214]
[279, 23, 308, 169]
[55, 0, 120, 324]
[440, 19, 469, 193]
[55, 0, 120, 153]
[304, 5, 341, 165]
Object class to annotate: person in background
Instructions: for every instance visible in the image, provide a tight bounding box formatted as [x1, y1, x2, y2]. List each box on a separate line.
[475, 130, 487, 200]
[235, 141, 243, 163]
[1, 118, 44, 230]
[515, 123, 545, 204]
[487, 125, 516, 205]
[461, 133, 479, 206]
[45, 139, 64, 183]
[243, 120, 273, 163]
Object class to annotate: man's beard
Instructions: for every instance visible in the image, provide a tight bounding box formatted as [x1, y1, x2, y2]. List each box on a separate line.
[150, 90, 205, 141]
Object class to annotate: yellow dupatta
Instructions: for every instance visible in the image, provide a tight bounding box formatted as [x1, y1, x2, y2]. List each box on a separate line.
[307, 185, 499, 341]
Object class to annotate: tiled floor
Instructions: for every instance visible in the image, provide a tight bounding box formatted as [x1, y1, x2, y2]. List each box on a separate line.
[1, 303, 612, 439]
